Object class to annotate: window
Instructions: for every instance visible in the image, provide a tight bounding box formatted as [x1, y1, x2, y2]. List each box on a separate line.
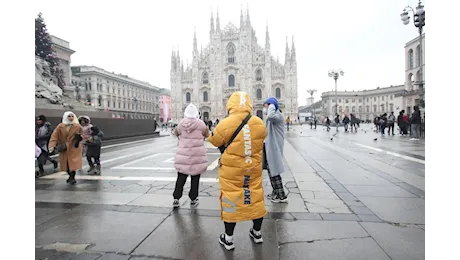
[186, 92, 191, 103]
[359, 99, 362, 103]
[346, 99, 349, 103]
[89, 83, 92, 91]
[345, 106, 349, 113]
[367, 98, 369, 102]
[374, 97, 376, 102]
[275, 88, 281, 99]
[409, 49, 414, 69]
[366, 106, 369, 113]
[228, 74, 235, 87]
[352, 106, 355, 112]
[98, 95, 102, 106]
[373, 105, 377, 112]
[381, 104, 384, 112]
[227, 43, 235, 63]
[390, 104, 394, 111]
[256, 89, 262, 100]
[338, 99, 341, 103]
[255, 69, 262, 81]
[332, 99, 336, 103]
[203, 91, 208, 102]
[390, 95, 393, 100]
[202, 71, 209, 84]
[352, 99, 355, 102]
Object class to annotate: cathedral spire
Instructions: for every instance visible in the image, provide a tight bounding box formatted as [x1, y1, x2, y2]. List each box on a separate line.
[285, 36, 290, 65]
[193, 27, 198, 53]
[291, 35, 296, 63]
[216, 7, 221, 33]
[265, 22, 270, 51]
[240, 5, 244, 30]
[246, 3, 251, 28]
[210, 9, 215, 36]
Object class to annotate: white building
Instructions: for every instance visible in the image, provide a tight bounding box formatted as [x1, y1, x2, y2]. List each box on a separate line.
[321, 85, 406, 121]
[403, 33, 425, 115]
[71, 66, 161, 119]
[170, 8, 298, 121]
[51, 35, 75, 86]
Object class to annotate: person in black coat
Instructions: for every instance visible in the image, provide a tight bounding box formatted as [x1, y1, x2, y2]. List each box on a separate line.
[410, 106, 422, 140]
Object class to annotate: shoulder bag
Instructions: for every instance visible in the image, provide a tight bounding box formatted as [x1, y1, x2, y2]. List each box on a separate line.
[218, 114, 252, 154]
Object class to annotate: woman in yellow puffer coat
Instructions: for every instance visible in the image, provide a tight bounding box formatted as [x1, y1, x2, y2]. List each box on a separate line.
[208, 91, 267, 251]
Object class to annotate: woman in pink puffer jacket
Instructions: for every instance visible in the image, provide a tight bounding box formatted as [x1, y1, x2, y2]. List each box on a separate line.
[172, 103, 210, 208]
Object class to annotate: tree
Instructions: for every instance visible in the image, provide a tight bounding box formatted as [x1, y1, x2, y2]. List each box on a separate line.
[35, 13, 62, 86]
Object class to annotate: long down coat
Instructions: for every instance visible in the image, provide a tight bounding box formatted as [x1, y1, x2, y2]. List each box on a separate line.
[208, 91, 267, 223]
[48, 123, 83, 172]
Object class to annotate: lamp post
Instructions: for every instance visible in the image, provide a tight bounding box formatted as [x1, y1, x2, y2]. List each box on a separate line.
[401, 0, 425, 108]
[328, 69, 344, 116]
[306, 89, 317, 119]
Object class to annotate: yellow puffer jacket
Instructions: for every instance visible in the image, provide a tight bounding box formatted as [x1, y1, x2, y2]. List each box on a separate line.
[208, 91, 267, 222]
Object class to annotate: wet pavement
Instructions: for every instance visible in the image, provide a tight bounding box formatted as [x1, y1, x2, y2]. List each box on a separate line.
[35, 125, 425, 259]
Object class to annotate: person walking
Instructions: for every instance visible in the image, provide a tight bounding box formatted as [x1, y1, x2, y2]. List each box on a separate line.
[48, 111, 83, 185]
[86, 126, 104, 174]
[410, 105, 422, 140]
[263, 97, 288, 203]
[172, 103, 210, 208]
[379, 113, 388, 136]
[343, 114, 350, 132]
[388, 112, 396, 135]
[35, 115, 58, 176]
[334, 115, 340, 132]
[285, 116, 290, 131]
[78, 116, 93, 156]
[325, 117, 331, 131]
[208, 91, 267, 251]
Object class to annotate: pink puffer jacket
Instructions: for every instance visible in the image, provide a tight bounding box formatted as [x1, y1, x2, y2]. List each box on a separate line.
[174, 117, 209, 175]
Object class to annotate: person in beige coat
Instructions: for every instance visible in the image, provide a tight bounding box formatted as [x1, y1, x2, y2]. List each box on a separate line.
[49, 111, 83, 185]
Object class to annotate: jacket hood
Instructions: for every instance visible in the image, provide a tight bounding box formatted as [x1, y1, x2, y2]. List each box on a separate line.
[184, 104, 199, 118]
[180, 117, 202, 133]
[264, 97, 279, 110]
[62, 111, 79, 125]
[227, 91, 253, 115]
[78, 115, 91, 124]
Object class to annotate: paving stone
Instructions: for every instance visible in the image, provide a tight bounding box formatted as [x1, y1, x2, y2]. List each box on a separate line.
[267, 212, 295, 220]
[35, 190, 143, 205]
[358, 197, 425, 224]
[290, 212, 322, 220]
[350, 206, 375, 215]
[287, 187, 300, 194]
[328, 183, 349, 193]
[313, 191, 340, 200]
[35, 248, 58, 259]
[129, 206, 173, 214]
[320, 213, 360, 221]
[285, 181, 297, 188]
[279, 237, 391, 260]
[297, 182, 333, 192]
[97, 253, 130, 260]
[305, 199, 351, 214]
[345, 185, 417, 198]
[71, 252, 102, 260]
[357, 214, 383, 223]
[36, 208, 72, 227]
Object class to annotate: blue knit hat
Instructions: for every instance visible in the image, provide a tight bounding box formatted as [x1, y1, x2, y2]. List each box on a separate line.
[264, 97, 279, 110]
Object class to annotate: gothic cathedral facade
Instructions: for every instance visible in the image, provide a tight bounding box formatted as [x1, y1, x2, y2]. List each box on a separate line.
[170, 8, 298, 122]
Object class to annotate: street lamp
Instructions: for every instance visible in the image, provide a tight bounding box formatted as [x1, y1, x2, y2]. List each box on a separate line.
[328, 69, 344, 116]
[401, 0, 425, 108]
[306, 89, 317, 119]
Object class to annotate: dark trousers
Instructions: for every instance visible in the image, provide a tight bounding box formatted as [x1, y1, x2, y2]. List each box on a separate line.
[224, 217, 264, 236]
[388, 123, 395, 135]
[380, 123, 386, 135]
[37, 150, 57, 172]
[173, 172, 200, 200]
[87, 155, 100, 167]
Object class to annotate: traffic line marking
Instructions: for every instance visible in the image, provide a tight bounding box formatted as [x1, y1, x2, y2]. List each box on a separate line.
[355, 143, 425, 165]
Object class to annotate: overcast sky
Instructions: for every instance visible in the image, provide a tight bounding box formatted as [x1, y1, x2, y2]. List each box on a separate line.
[36, 0, 421, 106]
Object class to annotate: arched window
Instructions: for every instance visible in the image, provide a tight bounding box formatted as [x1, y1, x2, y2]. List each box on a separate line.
[203, 91, 208, 102]
[366, 106, 369, 113]
[228, 75, 235, 87]
[89, 83, 92, 91]
[227, 43, 235, 63]
[98, 95, 102, 106]
[275, 87, 281, 99]
[202, 71, 209, 84]
[186, 92, 191, 103]
[256, 89, 262, 100]
[85, 82, 88, 91]
[409, 49, 414, 69]
[256, 69, 262, 81]
[345, 106, 350, 113]
[359, 106, 363, 112]
[373, 105, 377, 112]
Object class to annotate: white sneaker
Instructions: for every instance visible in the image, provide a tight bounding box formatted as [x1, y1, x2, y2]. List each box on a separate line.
[410, 138, 416, 141]
[249, 228, 263, 244]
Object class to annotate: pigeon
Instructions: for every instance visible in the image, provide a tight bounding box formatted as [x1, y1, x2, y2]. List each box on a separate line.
[373, 138, 378, 141]
[330, 138, 333, 141]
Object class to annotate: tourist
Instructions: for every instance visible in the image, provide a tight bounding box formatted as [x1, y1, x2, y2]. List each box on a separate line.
[335, 114, 340, 132]
[410, 105, 422, 140]
[86, 126, 104, 174]
[48, 111, 83, 185]
[325, 117, 331, 131]
[387, 111, 396, 135]
[343, 114, 350, 132]
[172, 103, 209, 208]
[35, 115, 58, 176]
[263, 97, 289, 203]
[350, 114, 358, 132]
[78, 115, 93, 156]
[208, 91, 267, 250]
[285, 116, 290, 131]
[379, 113, 388, 136]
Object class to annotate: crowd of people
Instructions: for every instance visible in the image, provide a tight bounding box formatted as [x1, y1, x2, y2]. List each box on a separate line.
[35, 113, 104, 182]
[373, 105, 423, 140]
[172, 92, 288, 250]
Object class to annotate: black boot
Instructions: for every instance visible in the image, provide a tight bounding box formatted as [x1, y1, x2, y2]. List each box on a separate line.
[51, 160, 58, 169]
[68, 171, 77, 185]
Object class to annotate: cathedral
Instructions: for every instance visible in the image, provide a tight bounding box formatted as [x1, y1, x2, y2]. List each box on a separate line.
[170, 8, 298, 122]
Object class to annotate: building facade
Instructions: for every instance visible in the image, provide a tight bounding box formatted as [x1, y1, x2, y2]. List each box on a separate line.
[71, 66, 161, 119]
[51, 35, 75, 86]
[170, 8, 298, 121]
[159, 89, 172, 123]
[403, 33, 425, 115]
[321, 85, 406, 120]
